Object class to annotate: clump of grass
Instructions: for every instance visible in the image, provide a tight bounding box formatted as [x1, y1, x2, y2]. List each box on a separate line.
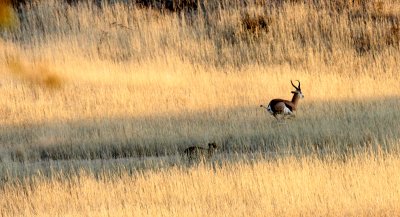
[10, 148, 25, 163]
[34, 142, 162, 161]
[352, 33, 371, 55]
[0, 0, 18, 30]
[386, 25, 400, 47]
[133, 0, 198, 13]
[328, 0, 366, 13]
[6, 55, 63, 89]
[241, 12, 271, 38]
[369, 1, 400, 23]
[97, 23, 134, 62]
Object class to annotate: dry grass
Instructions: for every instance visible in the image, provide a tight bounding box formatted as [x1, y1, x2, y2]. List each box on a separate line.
[6, 55, 63, 89]
[0, 0, 18, 29]
[0, 0, 400, 215]
[2, 153, 400, 217]
[0, 0, 399, 160]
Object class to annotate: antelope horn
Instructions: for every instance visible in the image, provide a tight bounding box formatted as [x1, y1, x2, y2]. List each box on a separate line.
[297, 80, 301, 90]
[291, 80, 299, 90]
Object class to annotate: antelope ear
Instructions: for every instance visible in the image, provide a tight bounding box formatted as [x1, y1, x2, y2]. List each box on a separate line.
[291, 91, 297, 94]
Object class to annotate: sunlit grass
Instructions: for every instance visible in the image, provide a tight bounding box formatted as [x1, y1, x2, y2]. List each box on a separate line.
[0, 0, 399, 161]
[0, 0, 400, 216]
[2, 153, 400, 217]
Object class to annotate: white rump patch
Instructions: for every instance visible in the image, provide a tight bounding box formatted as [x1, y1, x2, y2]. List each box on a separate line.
[283, 106, 292, 115]
[267, 105, 273, 115]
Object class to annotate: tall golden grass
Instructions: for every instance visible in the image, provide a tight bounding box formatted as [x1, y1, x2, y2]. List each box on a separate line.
[0, 0, 400, 215]
[2, 153, 400, 217]
[0, 0, 398, 159]
[0, 0, 399, 146]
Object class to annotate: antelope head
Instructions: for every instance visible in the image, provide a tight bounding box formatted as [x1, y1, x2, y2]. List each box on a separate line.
[291, 80, 304, 99]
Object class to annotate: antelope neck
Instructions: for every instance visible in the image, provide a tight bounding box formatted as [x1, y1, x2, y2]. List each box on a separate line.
[291, 93, 301, 106]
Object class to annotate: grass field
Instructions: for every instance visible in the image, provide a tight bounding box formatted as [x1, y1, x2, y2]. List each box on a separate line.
[1, 0, 400, 216]
[2, 154, 400, 216]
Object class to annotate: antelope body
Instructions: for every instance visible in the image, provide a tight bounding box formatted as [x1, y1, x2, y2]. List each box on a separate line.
[260, 80, 304, 119]
[183, 142, 218, 162]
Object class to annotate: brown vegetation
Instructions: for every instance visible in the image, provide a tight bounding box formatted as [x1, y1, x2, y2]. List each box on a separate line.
[6, 56, 63, 89]
[241, 12, 271, 38]
[0, 0, 18, 29]
[386, 25, 400, 47]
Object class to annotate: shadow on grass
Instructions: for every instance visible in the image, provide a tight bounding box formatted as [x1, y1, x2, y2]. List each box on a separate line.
[0, 96, 399, 163]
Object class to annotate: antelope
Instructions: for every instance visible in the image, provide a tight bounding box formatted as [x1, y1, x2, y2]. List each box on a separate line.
[183, 142, 218, 162]
[260, 80, 304, 120]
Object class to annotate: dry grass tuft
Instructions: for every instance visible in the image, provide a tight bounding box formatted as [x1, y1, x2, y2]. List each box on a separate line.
[241, 12, 271, 37]
[10, 148, 25, 162]
[133, 0, 198, 12]
[386, 25, 400, 47]
[6, 56, 63, 89]
[369, 1, 400, 23]
[352, 33, 371, 55]
[0, 0, 18, 29]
